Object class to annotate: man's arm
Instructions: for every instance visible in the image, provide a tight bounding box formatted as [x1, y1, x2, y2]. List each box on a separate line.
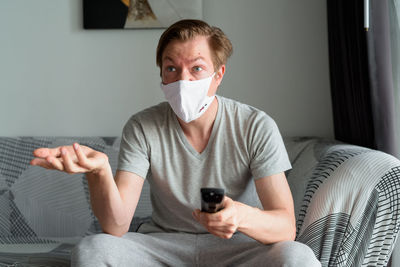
[238, 172, 296, 243]
[87, 169, 144, 237]
[31, 143, 144, 237]
[193, 172, 296, 244]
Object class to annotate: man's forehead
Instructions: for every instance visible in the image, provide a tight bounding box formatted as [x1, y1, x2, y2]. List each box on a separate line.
[163, 37, 210, 56]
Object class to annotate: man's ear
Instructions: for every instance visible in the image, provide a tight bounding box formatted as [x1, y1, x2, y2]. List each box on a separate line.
[208, 65, 226, 97]
[215, 65, 226, 86]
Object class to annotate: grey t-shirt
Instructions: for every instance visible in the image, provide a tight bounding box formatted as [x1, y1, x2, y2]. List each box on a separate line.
[117, 95, 291, 233]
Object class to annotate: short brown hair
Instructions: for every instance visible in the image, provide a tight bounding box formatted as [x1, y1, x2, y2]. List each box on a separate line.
[156, 19, 233, 73]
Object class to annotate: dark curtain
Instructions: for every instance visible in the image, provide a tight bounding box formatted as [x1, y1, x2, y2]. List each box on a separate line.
[327, 0, 398, 157]
[327, 0, 375, 149]
[367, 0, 398, 157]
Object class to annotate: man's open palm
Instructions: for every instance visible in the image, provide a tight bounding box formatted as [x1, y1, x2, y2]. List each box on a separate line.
[31, 143, 108, 174]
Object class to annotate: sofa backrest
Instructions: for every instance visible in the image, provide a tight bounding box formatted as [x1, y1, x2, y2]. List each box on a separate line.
[0, 136, 322, 244]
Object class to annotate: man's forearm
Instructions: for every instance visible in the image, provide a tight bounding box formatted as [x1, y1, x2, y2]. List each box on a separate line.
[235, 201, 296, 244]
[86, 165, 131, 236]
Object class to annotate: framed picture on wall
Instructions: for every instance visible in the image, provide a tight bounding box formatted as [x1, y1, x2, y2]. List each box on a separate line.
[83, 0, 203, 29]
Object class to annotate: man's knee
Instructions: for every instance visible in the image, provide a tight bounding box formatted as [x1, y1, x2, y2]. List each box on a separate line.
[267, 241, 321, 267]
[71, 233, 127, 267]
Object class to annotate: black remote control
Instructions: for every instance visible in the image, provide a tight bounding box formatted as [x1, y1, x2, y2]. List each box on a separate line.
[201, 188, 225, 213]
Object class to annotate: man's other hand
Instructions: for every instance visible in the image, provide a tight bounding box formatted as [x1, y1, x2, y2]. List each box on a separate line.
[30, 143, 109, 175]
[192, 196, 242, 239]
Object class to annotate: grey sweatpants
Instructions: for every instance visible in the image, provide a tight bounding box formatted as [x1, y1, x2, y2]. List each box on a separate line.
[71, 231, 321, 267]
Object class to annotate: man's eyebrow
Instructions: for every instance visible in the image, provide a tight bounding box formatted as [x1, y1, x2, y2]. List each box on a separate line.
[162, 56, 206, 64]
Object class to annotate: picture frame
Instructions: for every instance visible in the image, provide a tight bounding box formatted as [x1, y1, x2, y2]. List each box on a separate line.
[83, 0, 203, 29]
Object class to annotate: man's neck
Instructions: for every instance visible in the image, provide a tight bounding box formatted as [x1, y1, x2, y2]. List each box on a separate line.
[177, 97, 219, 141]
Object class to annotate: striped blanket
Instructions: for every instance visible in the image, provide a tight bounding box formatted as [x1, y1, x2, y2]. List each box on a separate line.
[285, 137, 400, 266]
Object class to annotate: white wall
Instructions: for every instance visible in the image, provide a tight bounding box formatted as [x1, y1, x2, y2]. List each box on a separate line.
[0, 0, 333, 138]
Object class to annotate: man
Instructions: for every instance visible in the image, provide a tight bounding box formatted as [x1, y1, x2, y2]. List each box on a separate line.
[31, 19, 321, 266]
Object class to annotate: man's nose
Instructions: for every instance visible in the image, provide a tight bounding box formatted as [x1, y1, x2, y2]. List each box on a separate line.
[177, 70, 193, 81]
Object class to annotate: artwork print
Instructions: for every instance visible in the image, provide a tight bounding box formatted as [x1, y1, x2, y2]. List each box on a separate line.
[83, 0, 203, 29]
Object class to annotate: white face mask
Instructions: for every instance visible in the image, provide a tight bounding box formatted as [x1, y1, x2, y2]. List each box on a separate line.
[161, 73, 216, 123]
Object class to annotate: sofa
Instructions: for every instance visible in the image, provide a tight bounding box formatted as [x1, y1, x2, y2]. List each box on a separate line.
[0, 136, 399, 266]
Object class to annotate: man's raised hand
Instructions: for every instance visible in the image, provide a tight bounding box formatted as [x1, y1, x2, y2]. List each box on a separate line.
[30, 143, 109, 174]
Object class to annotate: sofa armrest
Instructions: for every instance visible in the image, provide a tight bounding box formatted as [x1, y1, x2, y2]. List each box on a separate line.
[295, 143, 400, 266]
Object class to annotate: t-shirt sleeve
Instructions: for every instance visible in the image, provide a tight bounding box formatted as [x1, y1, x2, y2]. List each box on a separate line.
[117, 116, 150, 179]
[249, 113, 292, 179]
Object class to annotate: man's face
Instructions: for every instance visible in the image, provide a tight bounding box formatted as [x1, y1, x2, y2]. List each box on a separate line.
[161, 35, 224, 96]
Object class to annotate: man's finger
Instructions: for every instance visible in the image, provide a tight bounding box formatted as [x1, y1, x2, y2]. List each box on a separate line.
[30, 158, 54, 169]
[62, 147, 89, 174]
[73, 143, 91, 169]
[46, 156, 64, 171]
[33, 147, 62, 158]
[206, 227, 231, 238]
[206, 211, 226, 222]
[61, 147, 77, 173]
[207, 198, 234, 222]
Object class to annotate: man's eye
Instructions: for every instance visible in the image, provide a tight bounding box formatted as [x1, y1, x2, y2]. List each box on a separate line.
[193, 66, 203, 72]
[166, 66, 176, 72]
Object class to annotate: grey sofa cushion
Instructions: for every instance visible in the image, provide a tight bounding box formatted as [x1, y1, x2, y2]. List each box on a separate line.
[0, 137, 110, 246]
[0, 137, 155, 265]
